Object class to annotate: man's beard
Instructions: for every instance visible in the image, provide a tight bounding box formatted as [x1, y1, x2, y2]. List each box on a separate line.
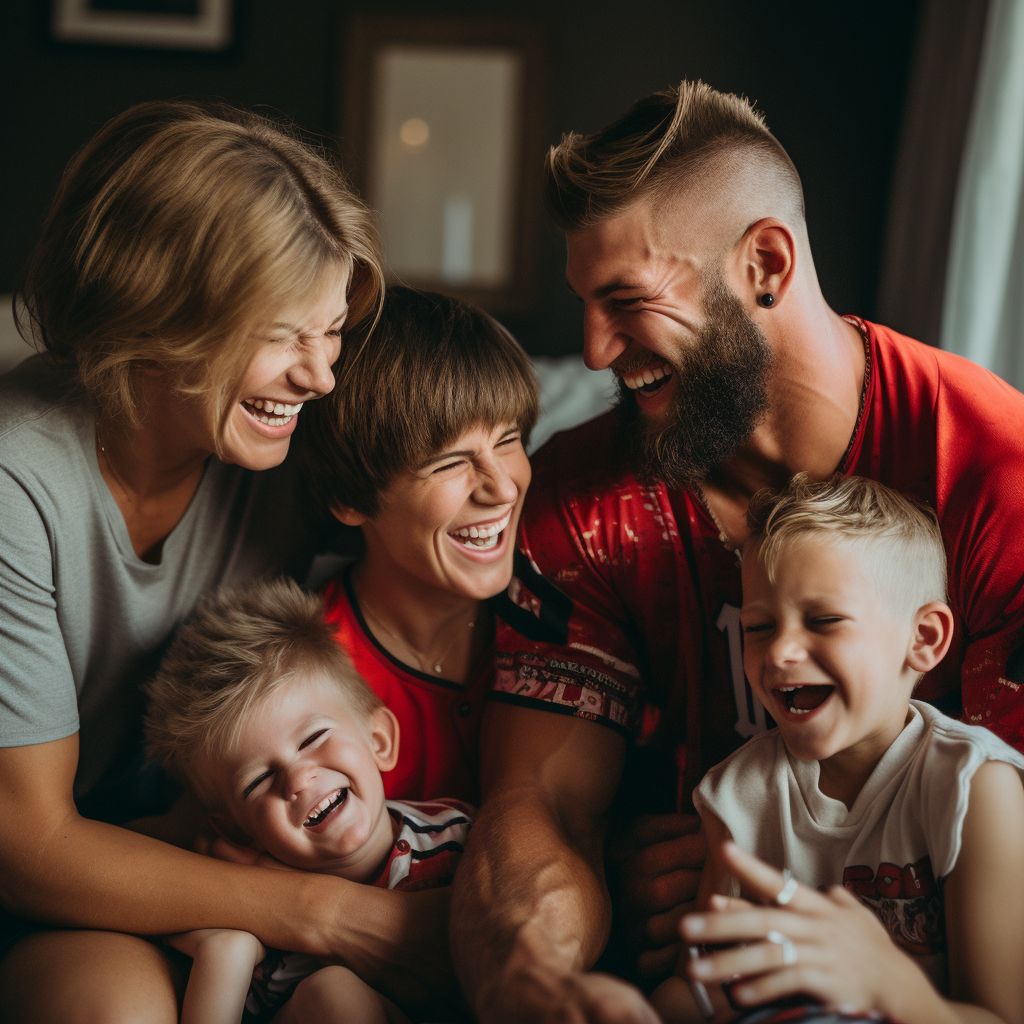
[616, 275, 773, 489]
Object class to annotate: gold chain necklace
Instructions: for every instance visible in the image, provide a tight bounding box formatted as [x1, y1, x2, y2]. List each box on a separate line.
[359, 594, 477, 676]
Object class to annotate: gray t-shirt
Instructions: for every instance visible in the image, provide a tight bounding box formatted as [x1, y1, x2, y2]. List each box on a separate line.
[0, 357, 319, 812]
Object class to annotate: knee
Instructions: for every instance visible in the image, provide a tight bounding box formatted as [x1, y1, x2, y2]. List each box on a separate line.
[0, 930, 181, 1024]
[287, 965, 387, 1023]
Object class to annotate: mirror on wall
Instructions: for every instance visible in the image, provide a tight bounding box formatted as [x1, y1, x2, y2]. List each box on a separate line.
[342, 17, 545, 314]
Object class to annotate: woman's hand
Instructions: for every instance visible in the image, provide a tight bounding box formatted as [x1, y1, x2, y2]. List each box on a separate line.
[680, 842, 945, 1021]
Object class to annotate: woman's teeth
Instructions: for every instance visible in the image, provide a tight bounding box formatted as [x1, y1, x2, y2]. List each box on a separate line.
[243, 398, 304, 426]
[449, 510, 512, 549]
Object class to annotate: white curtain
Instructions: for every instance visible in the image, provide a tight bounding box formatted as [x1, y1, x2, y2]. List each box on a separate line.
[941, 0, 1024, 391]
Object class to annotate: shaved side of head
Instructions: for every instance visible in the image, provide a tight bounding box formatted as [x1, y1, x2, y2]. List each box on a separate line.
[546, 81, 806, 258]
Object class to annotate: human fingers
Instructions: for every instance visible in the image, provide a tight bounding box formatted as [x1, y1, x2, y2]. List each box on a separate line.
[685, 933, 801, 986]
[566, 972, 663, 1024]
[717, 842, 827, 912]
[724, 964, 834, 1012]
[636, 940, 681, 980]
[625, 863, 703, 918]
[629, 813, 702, 848]
[681, 904, 817, 949]
[646, 900, 693, 947]
[705, 893, 756, 913]
[626, 831, 706, 886]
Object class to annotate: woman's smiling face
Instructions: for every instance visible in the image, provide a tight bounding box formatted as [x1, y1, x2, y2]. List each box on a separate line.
[355, 422, 532, 602]
[218, 266, 351, 470]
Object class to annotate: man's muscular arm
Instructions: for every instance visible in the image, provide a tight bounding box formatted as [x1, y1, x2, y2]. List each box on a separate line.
[451, 703, 659, 1023]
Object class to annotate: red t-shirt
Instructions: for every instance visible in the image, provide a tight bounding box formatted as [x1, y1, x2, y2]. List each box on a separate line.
[321, 570, 492, 804]
[493, 320, 1024, 805]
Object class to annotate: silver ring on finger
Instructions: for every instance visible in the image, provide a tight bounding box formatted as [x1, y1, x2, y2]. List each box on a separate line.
[766, 929, 797, 966]
[775, 869, 799, 906]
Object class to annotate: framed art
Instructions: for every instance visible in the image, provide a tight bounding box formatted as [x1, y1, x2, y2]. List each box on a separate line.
[342, 16, 546, 314]
[52, 0, 233, 51]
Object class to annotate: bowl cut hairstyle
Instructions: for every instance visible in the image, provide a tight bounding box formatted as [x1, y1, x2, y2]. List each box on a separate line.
[15, 100, 383, 445]
[298, 286, 539, 520]
[144, 576, 382, 802]
[544, 79, 804, 233]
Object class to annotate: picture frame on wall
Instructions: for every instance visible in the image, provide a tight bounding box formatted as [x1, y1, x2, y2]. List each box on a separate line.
[341, 16, 546, 315]
[52, 0, 233, 51]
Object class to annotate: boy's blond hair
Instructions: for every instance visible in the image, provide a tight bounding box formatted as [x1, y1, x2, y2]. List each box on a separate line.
[745, 474, 948, 615]
[144, 577, 381, 803]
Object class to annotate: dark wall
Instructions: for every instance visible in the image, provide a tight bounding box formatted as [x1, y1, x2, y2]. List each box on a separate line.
[2, 0, 922, 355]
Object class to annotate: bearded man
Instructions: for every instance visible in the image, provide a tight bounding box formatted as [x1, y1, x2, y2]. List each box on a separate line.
[450, 82, 1024, 1023]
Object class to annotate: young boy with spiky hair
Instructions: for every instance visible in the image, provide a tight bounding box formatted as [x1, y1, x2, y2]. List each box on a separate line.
[653, 475, 1024, 1024]
[144, 577, 471, 1024]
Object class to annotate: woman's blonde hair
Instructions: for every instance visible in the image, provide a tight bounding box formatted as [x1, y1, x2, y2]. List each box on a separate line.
[745, 474, 948, 615]
[16, 100, 383, 442]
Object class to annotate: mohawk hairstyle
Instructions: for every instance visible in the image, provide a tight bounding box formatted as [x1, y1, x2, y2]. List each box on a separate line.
[544, 80, 804, 232]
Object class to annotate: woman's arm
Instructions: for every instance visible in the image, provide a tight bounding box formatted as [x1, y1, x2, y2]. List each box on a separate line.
[0, 735, 457, 1009]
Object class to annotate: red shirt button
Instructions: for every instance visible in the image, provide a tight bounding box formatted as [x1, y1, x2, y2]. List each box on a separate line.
[396, 839, 411, 853]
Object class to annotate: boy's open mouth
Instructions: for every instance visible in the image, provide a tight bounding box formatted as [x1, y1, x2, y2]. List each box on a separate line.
[303, 788, 348, 828]
[447, 509, 512, 551]
[775, 684, 834, 715]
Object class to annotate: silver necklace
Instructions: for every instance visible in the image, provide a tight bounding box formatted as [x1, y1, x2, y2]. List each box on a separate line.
[359, 595, 477, 676]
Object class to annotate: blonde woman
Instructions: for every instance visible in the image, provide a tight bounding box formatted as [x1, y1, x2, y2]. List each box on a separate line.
[0, 102, 444, 1024]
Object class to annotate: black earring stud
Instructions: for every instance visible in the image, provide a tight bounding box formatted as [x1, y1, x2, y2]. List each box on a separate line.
[760, 293, 775, 308]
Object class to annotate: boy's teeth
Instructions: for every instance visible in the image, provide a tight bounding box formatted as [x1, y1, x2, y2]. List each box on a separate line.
[302, 788, 346, 827]
[450, 510, 512, 544]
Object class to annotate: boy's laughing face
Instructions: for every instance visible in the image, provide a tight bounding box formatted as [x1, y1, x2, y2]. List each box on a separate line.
[199, 673, 398, 881]
[740, 535, 921, 777]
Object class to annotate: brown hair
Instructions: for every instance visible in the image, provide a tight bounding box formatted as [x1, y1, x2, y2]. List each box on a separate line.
[745, 474, 948, 614]
[544, 80, 804, 232]
[297, 286, 539, 519]
[144, 577, 381, 797]
[15, 100, 383, 443]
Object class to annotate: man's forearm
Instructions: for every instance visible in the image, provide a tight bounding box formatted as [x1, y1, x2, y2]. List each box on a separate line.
[450, 784, 611, 1018]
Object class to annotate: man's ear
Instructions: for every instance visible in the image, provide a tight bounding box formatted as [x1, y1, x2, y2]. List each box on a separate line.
[207, 812, 259, 850]
[906, 601, 955, 675]
[332, 504, 369, 528]
[739, 218, 796, 307]
[368, 706, 400, 773]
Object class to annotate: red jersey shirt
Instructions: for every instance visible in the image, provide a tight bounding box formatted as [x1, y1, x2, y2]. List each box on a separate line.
[493, 320, 1024, 805]
[322, 570, 492, 804]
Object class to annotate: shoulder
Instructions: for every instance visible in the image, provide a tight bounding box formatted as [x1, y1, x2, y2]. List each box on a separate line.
[0, 357, 88, 456]
[867, 320, 1023, 455]
[908, 702, 1024, 875]
[914, 701, 1024, 770]
[696, 731, 785, 815]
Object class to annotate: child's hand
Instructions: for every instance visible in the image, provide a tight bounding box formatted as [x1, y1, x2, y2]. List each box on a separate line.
[680, 842, 930, 1019]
